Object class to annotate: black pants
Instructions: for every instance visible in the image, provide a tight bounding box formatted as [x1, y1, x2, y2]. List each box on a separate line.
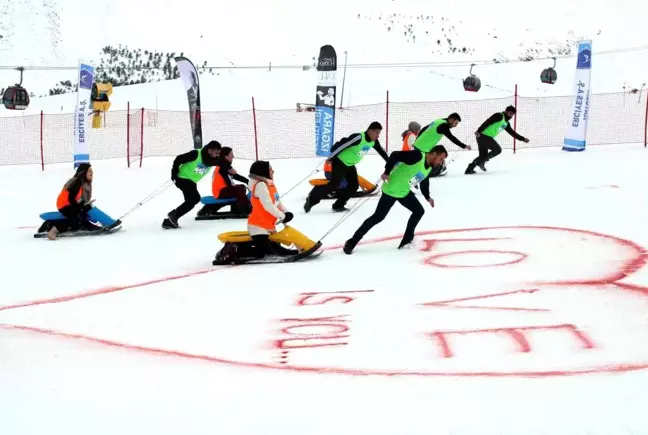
[202, 185, 251, 214]
[54, 205, 100, 233]
[308, 157, 358, 209]
[170, 178, 201, 219]
[251, 235, 298, 257]
[472, 135, 502, 165]
[350, 191, 424, 242]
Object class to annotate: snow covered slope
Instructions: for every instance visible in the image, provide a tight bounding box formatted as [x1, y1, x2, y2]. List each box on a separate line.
[0, 0, 647, 113]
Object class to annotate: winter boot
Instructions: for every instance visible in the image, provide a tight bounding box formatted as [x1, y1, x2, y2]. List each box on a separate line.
[104, 219, 122, 231]
[303, 196, 315, 213]
[343, 238, 359, 255]
[398, 236, 413, 249]
[162, 211, 179, 229]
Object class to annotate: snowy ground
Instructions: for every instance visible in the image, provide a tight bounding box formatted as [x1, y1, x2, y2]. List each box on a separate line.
[2, 144, 648, 435]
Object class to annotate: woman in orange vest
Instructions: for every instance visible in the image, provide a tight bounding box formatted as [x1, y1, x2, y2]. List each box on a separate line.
[47, 163, 102, 239]
[204, 146, 251, 215]
[401, 121, 422, 151]
[246, 160, 298, 258]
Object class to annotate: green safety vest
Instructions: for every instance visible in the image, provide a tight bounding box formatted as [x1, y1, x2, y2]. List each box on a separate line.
[414, 119, 446, 153]
[177, 152, 212, 183]
[337, 133, 375, 166]
[382, 153, 432, 198]
[481, 113, 508, 138]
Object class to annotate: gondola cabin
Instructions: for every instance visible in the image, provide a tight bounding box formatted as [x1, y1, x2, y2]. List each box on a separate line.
[463, 75, 481, 92]
[463, 64, 481, 92]
[2, 86, 30, 110]
[541, 58, 558, 85]
[540, 67, 558, 84]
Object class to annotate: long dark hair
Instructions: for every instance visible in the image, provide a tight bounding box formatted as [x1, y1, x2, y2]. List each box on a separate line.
[218, 147, 233, 167]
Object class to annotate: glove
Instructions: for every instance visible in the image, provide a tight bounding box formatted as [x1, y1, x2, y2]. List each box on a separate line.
[171, 170, 178, 181]
[282, 212, 294, 224]
[82, 199, 95, 213]
[523, 137, 530, 143]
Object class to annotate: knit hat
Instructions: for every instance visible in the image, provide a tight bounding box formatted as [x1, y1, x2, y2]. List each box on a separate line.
[408, 121, 421, 133]
[249, 160, 271, 179]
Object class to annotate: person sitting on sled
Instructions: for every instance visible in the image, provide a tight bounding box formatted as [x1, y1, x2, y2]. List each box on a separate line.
[198, 147, 251, 216]
[44, 163, 120, 240]
[314, 160, 377, 198]
[245, 160, 298, 258]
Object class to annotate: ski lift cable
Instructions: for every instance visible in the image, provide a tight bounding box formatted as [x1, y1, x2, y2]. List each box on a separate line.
[0, 45, 646, 73]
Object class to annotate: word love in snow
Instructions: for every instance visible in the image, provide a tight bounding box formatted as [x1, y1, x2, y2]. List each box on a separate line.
[260, 226, 648, 377]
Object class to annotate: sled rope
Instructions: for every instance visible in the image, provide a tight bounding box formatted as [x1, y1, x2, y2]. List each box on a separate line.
[279, 159, 326, 199]
[281, 144, 361, 200]
[317, 179, 383, 242]
[118, 180, 173, 220]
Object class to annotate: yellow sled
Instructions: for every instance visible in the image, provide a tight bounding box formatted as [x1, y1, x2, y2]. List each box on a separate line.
[217, 225, 318, 252]
[308, 175, 375, 190]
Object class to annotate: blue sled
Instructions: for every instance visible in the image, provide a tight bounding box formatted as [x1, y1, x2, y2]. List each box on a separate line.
[200, 191, 252, 205]
[39, 207, 117, 227]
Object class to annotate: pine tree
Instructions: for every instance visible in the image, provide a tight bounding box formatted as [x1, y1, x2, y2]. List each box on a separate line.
[47, 44, 215, 95]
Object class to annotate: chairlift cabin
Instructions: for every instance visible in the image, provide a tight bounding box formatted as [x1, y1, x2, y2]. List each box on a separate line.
[2, 67, 30, 110]
[540, 58, 558, 84]
[463, 64, 481, 92]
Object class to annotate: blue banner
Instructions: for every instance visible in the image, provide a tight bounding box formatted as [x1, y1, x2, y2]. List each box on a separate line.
[315, 104, 335, 157]
[314, 45, 337, 157]
[73, 61, 95, 167]
[562, 41, 592, 152]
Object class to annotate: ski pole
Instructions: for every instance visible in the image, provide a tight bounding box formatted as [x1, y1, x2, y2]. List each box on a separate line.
[117, 180, 173, 220]
[279, 159, 327, 199]
[281, 144, 363, 200]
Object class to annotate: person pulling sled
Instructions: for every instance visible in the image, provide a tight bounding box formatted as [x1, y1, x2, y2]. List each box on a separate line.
[162, 140, 221, 229]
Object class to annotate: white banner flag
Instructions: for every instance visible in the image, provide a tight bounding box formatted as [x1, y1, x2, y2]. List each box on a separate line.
[73, 61, 95, 167]
[562, 41, 592, 152]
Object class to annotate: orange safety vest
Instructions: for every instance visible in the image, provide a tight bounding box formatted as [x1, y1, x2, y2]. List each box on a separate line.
[212, 166, 228, 197]
[323, 160, 332, 173]
[248, 180, 280, 231]
[402, 132, 417, 151]
[56, 185, 83, 209]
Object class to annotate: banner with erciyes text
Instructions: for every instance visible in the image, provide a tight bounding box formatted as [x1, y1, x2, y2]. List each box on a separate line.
[73, 61, 95, 167]
[562, 41, 592, 152]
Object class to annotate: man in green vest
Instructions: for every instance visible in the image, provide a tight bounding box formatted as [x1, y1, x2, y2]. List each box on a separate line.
[343, 145, 448, 254]
[162, 140, 221, 229]
[465, 105, 530, 174]
[414, 113, 472, 154]
[304, 121, 389, 213]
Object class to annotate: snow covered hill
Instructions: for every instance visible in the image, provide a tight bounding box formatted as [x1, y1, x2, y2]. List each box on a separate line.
[0, 0, 647, 113]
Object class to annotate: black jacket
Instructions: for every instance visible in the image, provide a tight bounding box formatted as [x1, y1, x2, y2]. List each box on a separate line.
[171, 141, 221, 180]
[331, 132, 389, 162]
[417, 120, 469, 149]
[383, 150, 433, 200]
[477, 113, 526, 141]
[216, 159, 249, 186]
